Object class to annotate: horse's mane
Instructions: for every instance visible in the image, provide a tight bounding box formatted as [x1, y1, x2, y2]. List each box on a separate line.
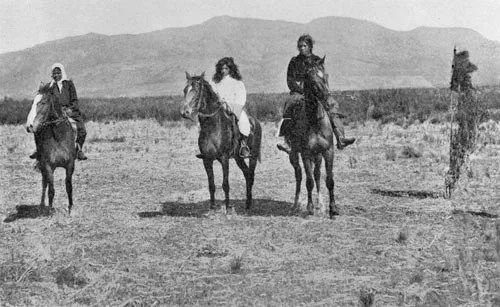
[197, 76, 219, 104]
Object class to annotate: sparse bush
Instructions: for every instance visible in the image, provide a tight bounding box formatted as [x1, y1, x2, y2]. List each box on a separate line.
[396, 230, 408, 244]
[401, 145, 422, 158]
[229, 255, 244, 274]
[385, 147, 396, 161]
[409, 272, 424, 284]
[359, 287, 376, 307]
[54, 265, 88, 289]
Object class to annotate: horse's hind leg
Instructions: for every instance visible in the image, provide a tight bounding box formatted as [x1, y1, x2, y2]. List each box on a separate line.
[203, 159, 217, 216]
[246, 157, 257, 210]
[235, 157, 253, 210]
[65, 163, 74, 215]
[219, 157, 233, 216]
[289, 151, 302, 210]
[323, 149, 338, 218]
[313, 154, 324, 213]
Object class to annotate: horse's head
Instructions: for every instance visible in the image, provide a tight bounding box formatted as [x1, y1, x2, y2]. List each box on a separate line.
[303, 56, 330, 104]
[32, 84, 63, 133]
[180, 72, 218, 121]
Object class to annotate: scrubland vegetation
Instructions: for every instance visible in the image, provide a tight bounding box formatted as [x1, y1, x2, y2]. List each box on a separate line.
[2, 85, 499, 125]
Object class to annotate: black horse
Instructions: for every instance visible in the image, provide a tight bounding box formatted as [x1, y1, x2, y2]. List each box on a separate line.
[287, 57, 338, 218]
[180, 72, 262, 216]
[31, 84, 76, 214]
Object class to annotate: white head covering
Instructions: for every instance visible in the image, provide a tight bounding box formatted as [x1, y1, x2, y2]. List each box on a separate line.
[49, 62, 68, 87]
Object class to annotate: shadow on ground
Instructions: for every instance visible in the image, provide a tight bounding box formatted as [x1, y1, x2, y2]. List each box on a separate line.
[3, 205, 54, 223]
[138, 199, 302, 218]
[371, 188, 443, 199]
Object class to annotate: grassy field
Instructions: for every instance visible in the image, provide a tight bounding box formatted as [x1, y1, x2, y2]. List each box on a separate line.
[1, 119, 500, 306]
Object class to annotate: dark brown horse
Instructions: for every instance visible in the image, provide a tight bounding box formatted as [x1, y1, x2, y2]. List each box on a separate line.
[288, 57, 338, 218]
[180, 72, 262, 216]
[32, 84, 76, 214]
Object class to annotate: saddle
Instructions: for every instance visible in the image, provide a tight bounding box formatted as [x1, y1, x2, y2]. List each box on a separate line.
[222, 107, 254, 158]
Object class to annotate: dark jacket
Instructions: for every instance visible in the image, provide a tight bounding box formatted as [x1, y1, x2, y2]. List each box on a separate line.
[50, 80, 82, 119]
[286, 54, 322, 95]
[51, 80, 79, 109]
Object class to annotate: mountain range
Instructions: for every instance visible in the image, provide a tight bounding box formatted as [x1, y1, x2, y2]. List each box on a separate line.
[1, 15, 499, 98]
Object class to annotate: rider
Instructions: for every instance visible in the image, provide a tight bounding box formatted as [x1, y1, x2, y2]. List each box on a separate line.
[203, 57, 251, 158]
[29, 63, 87, 160]
[277, 34, 355, 153]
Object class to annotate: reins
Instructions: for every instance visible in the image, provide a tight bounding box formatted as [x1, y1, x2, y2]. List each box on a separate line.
[39, 94, 69, 128]
[192, 80, 224, 118]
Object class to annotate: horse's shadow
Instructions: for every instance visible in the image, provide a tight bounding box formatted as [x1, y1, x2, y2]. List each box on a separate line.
[138, 199, 303, 218]
[3, 205, 54, 223]
[371, 188, 442, 199]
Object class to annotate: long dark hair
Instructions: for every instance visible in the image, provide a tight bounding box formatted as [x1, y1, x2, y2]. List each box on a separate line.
[297, 34, 314, 50]
[212, 57, 242, 83]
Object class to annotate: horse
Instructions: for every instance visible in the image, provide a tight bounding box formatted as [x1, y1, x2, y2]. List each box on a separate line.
[31, 83, 76, 215]
[287, 57, 338, 218]
[180, 72, 262, 216]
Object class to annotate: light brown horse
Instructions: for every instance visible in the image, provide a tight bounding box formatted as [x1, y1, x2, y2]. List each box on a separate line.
[287, 57, 338, 218]
[180, 72, 262, 216]
[32, 84, 76, 214]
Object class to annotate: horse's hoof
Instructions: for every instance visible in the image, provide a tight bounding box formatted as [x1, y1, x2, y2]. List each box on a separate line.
[329, 210, 340, 219]
[203, 209, 217, 218]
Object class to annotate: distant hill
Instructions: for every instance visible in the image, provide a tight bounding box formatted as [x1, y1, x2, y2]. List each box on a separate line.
[1, 15, 499, 98]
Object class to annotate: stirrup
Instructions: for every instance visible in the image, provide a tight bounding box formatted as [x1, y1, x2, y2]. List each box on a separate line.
[29, 151, 40, 159]
[277, 143, 291, 154]
[337, 138, 355, 150]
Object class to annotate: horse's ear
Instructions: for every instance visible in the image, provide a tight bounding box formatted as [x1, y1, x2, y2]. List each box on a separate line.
[201, 72, 205, 79]
[319, 56, 325, 66]
[185, 71, 191, 79]
[38, 81, 46, 91]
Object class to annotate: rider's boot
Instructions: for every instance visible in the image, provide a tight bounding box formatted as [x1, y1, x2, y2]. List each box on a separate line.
[276, 118, 293, 154]
[76, 143, 88, 160]
[330, 114, 355, 150]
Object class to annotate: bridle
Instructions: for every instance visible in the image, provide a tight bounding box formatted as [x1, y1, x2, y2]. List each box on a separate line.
[37, 93, 68, 128]
[186, 78, 223, 118]
[304, 65, 330, 105]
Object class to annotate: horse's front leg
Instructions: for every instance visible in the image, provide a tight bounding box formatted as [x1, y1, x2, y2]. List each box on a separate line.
[313, 154, 323, 213]
[40, 171, 48, 210]
[220, 157, 234, 216]
[289, 151, 302, 210]
[301, 153, 315, 215]
[47, 169, 55, 210]
[323, 148, 338, 218]
[203, 158, 217, 216]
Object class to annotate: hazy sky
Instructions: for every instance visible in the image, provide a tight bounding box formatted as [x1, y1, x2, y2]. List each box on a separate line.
[1, 0, 499, 54]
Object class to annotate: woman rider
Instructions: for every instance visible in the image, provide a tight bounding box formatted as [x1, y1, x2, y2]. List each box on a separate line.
[196, 57, 251, 159]
[29, 63, 87, 160]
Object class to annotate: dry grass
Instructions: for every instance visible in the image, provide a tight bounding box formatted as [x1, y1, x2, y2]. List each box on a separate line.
[1, 119, 500, 306]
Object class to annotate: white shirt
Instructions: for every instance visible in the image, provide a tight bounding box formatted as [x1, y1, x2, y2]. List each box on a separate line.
[211, 75, 246, 106]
